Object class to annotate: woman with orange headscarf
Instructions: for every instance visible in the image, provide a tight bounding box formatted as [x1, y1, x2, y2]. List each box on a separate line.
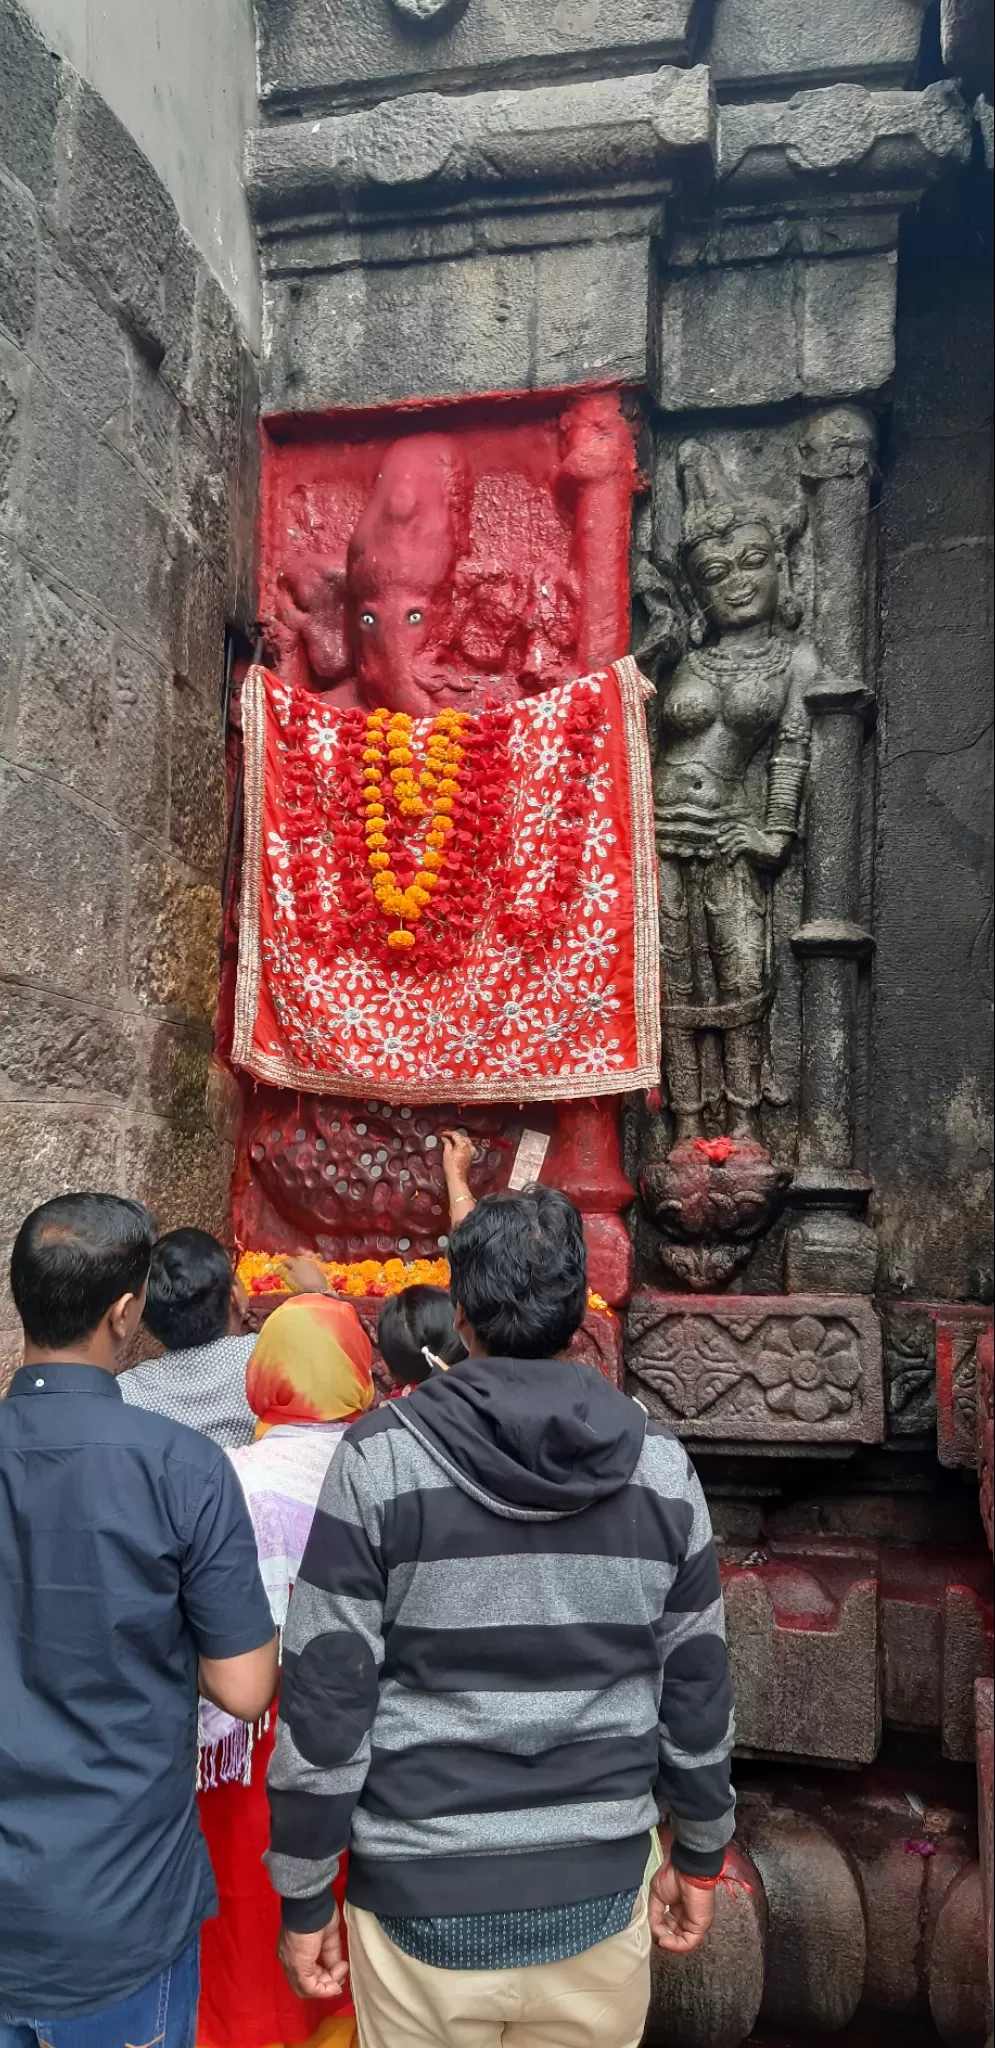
[196, 1293, 374, 2048]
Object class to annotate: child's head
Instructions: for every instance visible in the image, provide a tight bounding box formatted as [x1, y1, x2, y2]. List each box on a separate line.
[376, 1284, 467, 1389]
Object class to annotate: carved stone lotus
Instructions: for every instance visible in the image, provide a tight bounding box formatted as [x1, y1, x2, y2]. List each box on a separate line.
[755, 1316, 863, 1423]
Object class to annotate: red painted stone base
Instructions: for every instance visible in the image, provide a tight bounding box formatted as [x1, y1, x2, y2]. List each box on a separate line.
[719, 1539, 993, 1765]
[976, 1678, 994, 2032]
[978, 1328, 994, 1554]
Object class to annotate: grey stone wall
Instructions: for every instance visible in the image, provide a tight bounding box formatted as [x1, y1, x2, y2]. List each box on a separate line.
[20, 0, 261, 343]
[0, 0, 258, 1382]
[872, 162, 994, 1301]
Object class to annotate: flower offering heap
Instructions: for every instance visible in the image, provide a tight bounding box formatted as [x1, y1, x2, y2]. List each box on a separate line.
[237, 1251, 615, 1317]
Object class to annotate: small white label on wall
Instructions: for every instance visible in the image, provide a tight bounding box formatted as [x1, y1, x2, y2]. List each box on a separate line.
[507, 1130, 550, 1190]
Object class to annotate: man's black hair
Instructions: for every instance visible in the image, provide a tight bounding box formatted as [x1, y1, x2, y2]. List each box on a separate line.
[142, 1228, 235, 1351]
[10, 1193, 157, 1351]
[447, 1186, 587, 1358]
[377, 1284, 467, 1388]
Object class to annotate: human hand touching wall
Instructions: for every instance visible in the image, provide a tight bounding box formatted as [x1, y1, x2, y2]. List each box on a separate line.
[440, 1130, 475, 1230]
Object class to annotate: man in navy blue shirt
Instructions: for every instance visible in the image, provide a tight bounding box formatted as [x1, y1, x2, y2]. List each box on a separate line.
[0, 1193, 277, 2048]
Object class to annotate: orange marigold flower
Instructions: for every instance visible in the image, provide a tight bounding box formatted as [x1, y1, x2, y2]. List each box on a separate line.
[435, 798, 455, 815]
[368, 852, 391, 871]
[387, 929, 416, 949]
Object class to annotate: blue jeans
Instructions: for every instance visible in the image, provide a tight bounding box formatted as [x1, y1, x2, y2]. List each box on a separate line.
[0, 1939, 199, 2048]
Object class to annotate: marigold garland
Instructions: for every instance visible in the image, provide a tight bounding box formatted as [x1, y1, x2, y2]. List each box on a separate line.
[237, 1250, 615, 1317]
[362, 706, 469, 950]
[279, 679, 605, 972]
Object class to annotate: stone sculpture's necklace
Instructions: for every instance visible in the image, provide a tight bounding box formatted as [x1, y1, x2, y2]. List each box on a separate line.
[688, 635, 791, 679]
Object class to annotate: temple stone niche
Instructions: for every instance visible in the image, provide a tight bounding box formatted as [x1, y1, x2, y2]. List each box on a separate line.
[227, 391, 642, 1304]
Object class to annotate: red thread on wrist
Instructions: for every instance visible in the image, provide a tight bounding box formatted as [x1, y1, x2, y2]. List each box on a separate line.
[666, 1854, 754, 1897]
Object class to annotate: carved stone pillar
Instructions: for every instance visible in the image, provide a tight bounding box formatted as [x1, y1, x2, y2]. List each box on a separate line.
[786, 408, 878, 1294]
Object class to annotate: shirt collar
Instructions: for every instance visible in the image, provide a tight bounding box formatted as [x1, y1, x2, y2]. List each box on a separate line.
[8, 1363, 124, 1399]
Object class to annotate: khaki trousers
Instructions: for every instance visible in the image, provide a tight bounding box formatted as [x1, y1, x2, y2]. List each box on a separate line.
[345, 1896, 651, 2048]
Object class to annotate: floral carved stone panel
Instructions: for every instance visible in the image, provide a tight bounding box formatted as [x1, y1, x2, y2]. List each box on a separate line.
[625, 1292, 884, 1444]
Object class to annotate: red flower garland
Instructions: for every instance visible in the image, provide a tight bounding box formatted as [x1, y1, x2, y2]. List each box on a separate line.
[499, 682, 605, 947]
[282, 696, 515, 971]
[278, 682, 604, 971]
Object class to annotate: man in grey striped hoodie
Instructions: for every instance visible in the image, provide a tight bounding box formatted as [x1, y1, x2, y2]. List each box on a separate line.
[266, 1187, 735, 2047]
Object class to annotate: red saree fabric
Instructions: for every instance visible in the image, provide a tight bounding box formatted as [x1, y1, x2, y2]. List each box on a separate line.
[197, 1713, 353, 2048]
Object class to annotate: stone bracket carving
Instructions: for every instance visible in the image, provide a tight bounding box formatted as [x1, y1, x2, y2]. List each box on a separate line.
[625, 1291, 884, 1444]
[390, 0, 470, 25]
[719, 80, 972, 195]
[882, 1299, 939, 1435]
[935, 1305, 995, 1468]
[246, 66, 715, 223]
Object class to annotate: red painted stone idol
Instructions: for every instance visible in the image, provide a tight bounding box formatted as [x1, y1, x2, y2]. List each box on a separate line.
[224, 392, 654, 1313]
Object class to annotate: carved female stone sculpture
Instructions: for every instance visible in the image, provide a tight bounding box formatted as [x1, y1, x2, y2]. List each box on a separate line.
[655, 441, 815, 1150]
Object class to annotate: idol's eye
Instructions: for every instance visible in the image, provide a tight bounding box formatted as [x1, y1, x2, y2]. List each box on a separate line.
[407, 609, 423, 625]
[360, 611, 375, 627]
[740, 550, 770, 569]
[700, 561, 730, 584]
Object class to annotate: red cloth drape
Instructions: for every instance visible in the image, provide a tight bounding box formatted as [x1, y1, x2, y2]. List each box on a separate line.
[197, 1714, 353, 2048]
[232, 658, 659, 1103]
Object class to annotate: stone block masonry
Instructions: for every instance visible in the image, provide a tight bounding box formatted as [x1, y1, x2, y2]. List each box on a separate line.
[0, 0, 258, 1387]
